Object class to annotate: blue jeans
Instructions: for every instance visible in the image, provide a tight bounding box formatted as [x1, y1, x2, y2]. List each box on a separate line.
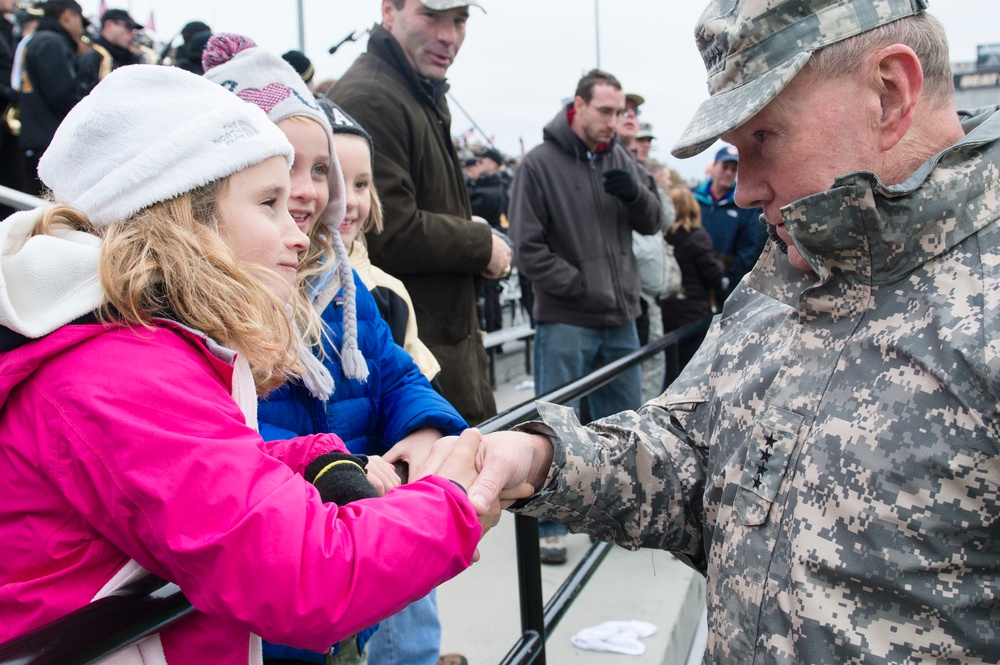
[366, 590, 440, 665]
[533, 321, 642, 420]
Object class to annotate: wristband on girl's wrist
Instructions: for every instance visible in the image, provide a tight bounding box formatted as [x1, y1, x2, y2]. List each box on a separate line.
[313, 459, 366, 484]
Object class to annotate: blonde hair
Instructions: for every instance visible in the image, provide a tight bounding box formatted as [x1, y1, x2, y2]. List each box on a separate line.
[362, 173, 384, 235]
[281, 114, 337, 350]
[668, 187, 702, 234]
[33, 185, 316, 395]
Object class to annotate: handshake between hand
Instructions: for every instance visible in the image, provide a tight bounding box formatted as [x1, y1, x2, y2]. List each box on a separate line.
[391, 428, 554, 559]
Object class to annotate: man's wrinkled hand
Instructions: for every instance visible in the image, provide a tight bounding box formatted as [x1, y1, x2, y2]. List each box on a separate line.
[482, 232, 513, 279]
[468, 431, 553, 514]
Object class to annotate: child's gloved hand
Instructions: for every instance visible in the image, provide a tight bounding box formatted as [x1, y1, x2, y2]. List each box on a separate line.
[305, 452, 378, 505]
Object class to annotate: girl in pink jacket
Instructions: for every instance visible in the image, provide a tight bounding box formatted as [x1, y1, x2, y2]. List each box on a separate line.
[0, 65, 492, 665]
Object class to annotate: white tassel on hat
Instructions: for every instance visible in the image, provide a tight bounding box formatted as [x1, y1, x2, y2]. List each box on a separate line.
[329, 227, 368, 383]
[286, 304, 337, 400]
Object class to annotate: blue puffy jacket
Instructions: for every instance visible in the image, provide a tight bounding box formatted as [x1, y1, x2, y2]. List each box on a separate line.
[259, 269, 467, 456]
[691, 178, 763, 296]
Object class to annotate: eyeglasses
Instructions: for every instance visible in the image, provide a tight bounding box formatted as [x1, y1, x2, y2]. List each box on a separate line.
[624, 107, 641, 118]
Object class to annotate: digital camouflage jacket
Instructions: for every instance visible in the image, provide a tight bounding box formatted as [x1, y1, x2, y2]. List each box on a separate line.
[514, 106, 1000, 664]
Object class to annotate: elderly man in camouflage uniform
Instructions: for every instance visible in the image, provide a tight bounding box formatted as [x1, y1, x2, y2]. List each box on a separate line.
[462, 0, 1000, 662]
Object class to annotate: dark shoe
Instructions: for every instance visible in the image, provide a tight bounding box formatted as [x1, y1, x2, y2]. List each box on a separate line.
[539, 534, 567, 564]
[437, 655, 469, 665]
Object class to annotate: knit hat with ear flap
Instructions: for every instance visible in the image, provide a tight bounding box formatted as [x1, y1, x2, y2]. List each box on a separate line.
[202, 33, 368, 397]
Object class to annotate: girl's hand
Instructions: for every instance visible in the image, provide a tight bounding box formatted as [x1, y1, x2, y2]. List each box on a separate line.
[364, 455, 401, 496]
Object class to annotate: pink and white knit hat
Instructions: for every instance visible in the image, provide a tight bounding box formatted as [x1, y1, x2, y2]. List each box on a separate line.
[203, 34, 368, 397]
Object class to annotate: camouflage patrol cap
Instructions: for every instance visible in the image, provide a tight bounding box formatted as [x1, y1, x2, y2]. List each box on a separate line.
[671, 0, 929, 159]
[419, 0, 485, 11]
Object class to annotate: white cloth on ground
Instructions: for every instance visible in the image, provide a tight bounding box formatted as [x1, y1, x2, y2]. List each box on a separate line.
[570, 620, 657, 656]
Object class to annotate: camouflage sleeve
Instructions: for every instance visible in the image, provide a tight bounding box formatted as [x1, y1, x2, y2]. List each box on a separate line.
[511, 400, 708, 571]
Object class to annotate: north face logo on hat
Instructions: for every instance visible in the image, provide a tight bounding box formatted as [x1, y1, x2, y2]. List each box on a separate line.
[214, 120, 260, 146]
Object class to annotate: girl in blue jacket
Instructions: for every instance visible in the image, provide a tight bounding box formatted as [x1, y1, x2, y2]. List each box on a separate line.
[203, 34, 468, 665]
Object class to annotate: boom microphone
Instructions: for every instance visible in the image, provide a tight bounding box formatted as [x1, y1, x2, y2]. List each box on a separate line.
[328, 28, 369, 54]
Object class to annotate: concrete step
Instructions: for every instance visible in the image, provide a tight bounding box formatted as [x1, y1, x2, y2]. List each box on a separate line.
[437, 523, 706, 664]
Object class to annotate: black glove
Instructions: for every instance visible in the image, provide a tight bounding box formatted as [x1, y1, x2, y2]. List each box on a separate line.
[602, 168, 638, 203]
[305, 452, 378, 504]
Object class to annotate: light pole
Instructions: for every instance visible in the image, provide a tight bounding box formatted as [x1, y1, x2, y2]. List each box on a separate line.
[297, 0, 305, 51]
[594, 0, 601, 68]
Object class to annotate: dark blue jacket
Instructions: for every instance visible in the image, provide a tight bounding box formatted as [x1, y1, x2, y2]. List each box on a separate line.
[259, 269, 466, 456]
[691, 178, 763, 294]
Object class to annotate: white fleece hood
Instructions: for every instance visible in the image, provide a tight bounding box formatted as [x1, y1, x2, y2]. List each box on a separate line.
[0, 206, 103, 338]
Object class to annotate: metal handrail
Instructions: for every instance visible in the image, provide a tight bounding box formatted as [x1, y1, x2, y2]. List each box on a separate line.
[0, 184, 44, 211]
[483, 320, 707, 665]
[0, 290, 709, 664]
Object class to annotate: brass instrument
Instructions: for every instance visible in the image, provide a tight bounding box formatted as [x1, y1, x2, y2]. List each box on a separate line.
[134, 43, 161, 65]
[80, 34, 112, 80]
[3, 2, 40, 136]
[3, 105, 20, 136]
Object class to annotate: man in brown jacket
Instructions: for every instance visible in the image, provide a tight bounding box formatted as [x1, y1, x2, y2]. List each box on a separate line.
[329, 0, 510, 427]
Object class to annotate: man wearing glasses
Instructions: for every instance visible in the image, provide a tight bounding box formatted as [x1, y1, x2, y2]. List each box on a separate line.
[508, 68, 663, 562]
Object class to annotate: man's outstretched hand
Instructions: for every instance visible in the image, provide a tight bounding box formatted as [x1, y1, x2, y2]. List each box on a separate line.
[469, 430, 553, 514]
[411, 429, 553, 561]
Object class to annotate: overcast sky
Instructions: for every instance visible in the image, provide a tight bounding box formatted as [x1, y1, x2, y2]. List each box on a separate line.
[103, 1, 998, 180]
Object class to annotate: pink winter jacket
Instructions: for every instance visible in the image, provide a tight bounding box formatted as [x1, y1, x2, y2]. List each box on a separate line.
[0, 321, 481, 663]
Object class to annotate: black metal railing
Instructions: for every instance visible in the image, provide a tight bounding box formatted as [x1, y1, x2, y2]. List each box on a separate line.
[480, 320, 707, 665]
[0, 182, 710, 664]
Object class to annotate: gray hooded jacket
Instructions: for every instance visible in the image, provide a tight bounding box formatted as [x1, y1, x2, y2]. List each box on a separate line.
[509, 106, 662, 328]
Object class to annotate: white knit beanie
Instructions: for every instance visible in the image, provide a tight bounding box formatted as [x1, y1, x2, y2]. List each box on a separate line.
[202, 34, 368, 397]
[38, 65, 293, 227]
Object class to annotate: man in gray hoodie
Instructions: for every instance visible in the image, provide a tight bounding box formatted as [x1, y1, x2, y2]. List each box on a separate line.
[508, 68, 663, 562]
[511, 69, 662, 421]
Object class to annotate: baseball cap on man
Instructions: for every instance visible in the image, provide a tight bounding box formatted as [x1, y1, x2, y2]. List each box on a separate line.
[420, 0, 485, 11]
[671, 0, 929, 159]
[15, 5, 44, 25]
[41, 0, 90, 26]
[181, 21, 211, 42]
[625, 92, 645, 109]
[102, 8, 143, 29]
[476, 146, 504, 165]
[637, 122, 655, 141]
[715, 145, 738, 163]
[282, 50, 315, 84]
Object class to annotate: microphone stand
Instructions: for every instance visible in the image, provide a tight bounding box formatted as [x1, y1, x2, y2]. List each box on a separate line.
[328, 28, 370, 55]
